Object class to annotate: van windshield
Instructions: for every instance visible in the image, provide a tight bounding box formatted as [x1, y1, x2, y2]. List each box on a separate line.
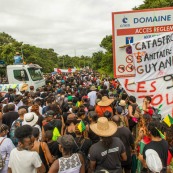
[28, 68, 43, 81]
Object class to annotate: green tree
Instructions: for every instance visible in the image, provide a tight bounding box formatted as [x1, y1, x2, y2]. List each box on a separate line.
[134, 0, 173, 10]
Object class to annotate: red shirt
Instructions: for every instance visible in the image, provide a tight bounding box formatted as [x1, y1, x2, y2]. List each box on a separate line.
[95, 105, 113, 117]
[144, 106, 154, 116]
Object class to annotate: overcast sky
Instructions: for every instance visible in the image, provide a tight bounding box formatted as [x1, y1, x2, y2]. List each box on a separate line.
[0, 0, 144, 56]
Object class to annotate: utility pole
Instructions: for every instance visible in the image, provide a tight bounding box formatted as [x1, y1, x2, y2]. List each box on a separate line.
[63, 57, 64, 69]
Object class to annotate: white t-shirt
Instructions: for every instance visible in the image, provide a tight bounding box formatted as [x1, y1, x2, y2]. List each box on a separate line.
[0, 137, 15, 161]
[88, 91, 97, 106]
[104, 81, 110, 90]
[8, 148, 42, 173]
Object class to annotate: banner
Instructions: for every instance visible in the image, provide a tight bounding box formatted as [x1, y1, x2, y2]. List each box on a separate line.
[118, 75, 173, 118]
[132, 32, 173, 82]
[0, 84, 28, 93]
[112, 7, 173, 78]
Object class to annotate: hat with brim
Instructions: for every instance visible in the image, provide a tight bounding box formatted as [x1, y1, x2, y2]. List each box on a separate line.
[23, 112, 38, 127]
[90, 117, 117, 137]
[97, 96, 114, 106]
[20, 84, 28, 92]
[16, 52, 20, 55]
[90, 86, 97, 91]
[119, 100, 126, 107]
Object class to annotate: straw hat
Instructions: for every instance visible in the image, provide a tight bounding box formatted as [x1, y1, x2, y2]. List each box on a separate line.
[90, 86, 97, 91]
[97, 96, 114, 106]
[20, 84, 28, 91]
[119, 100, 126, 107]
[90, 117, 117, 137]
[16, 52, 20, 55]
[23, 112, 38, 127]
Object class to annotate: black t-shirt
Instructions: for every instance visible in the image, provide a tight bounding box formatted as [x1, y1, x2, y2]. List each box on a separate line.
[44, 119, 62, 133]
[47, 141, 62, 159]
[143, 139, 168, 167]
[2, 111, 19, 130]
[113, 127, 134, 165]
[88, 137, 125, 172]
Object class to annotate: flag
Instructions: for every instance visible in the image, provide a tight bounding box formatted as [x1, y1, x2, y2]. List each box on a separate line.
[78, 120, 86, 132]
[68, 68, 72, 72]
[156, 128, 165, 139]
[76, 101, 81, 107]
[163, 114, 173, 127]
[57, 69, 62, 73]
[52, 127, 61, 141]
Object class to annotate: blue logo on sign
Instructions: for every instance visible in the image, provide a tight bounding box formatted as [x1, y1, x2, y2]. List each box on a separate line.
[120, 17, 130, 27]
[126, 37, 134, 44]
[122, 17, 128, 23]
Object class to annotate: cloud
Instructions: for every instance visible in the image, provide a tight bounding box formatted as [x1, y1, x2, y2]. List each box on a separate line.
[0, 0, 143, 56]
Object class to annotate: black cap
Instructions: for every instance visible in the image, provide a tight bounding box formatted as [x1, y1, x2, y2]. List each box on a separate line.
[45, 110, 55, 117]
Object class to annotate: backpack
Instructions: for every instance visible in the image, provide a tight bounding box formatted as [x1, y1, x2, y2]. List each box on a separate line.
[9, 119, 23, 146]
[0, 138, 7, 170]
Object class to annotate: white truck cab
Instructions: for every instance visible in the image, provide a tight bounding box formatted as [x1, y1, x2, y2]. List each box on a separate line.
[0, 64, 45, 91]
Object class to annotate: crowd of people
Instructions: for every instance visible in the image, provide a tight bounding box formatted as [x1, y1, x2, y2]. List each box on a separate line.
[0, 70, 172, 173]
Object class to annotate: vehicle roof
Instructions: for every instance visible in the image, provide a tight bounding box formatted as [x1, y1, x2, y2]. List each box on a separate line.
[7, 64, 42, 69]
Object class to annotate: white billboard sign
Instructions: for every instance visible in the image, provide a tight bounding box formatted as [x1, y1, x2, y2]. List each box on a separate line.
[112, 7, 173, 78]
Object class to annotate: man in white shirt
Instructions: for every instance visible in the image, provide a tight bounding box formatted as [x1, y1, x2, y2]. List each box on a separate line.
[8, 125, 45, 173]
[88, 86, 97, 106]
[104, 79, 110, 90]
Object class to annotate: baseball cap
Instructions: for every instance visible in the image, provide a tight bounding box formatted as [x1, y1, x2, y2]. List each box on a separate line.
[145, 149, 162, 172]
[57, 135, 75, 149]
[45, 110, 55, 117]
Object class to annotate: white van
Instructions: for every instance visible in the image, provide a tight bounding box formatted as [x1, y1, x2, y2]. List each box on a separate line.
[0, 64, 45, 91]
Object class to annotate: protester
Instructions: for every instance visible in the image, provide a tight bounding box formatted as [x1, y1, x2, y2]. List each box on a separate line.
[142, 96, 154, 117]
[13, 52, 23, 64]
[10, 107, 27, 146]
[8, 125, 45, 173]
[48, 135, 85, 173]
[112, 115, 134, 173]
[139, 121, 168, 173]
[0, 124, 15, 173]
[32, 127, 54, 172]
[88, 111, 100, 144]
[95, 96, 114, 117]
[88, 117, 127, 172]
[64, 113, 77, 138]
[87, 86, 97, 106]
[2, 104, 19, 131]
[23, 112, 42, 141]
[44, 130, 62, 159]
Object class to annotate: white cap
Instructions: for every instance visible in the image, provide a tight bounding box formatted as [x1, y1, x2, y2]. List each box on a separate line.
[145, 149, 162, 172]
